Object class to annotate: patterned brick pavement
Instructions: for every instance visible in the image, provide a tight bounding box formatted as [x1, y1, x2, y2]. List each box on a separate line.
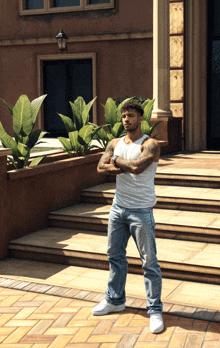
[0, 284, 220, 347]
[0, 276, 220, 324]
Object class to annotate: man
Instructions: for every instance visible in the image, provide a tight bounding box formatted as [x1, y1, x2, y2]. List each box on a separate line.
[92, 102, 164, 334]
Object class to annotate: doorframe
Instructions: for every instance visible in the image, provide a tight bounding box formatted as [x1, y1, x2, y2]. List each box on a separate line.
[206, 0, 220, 149]
[184, 0, 207, 150]
[37, 52, 97, 129]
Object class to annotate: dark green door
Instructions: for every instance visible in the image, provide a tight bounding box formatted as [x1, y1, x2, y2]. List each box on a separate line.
[43, 59, 93, 137]
[207, 0, 220, 149]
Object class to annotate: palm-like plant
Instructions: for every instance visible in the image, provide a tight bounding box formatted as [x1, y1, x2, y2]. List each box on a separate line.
[141, 99, 162, 135]
[0, 94, 48, 169]
[94, 97, 162, 150]
[94, 97, 133, 150]
[58, 96, 104, 157]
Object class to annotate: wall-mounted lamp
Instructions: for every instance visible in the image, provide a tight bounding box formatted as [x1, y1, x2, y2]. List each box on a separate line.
[56, 29, 69, 54]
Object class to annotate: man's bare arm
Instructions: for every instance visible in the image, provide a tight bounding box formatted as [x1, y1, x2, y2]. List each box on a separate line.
[97, 139, 124, 175]
[115, 138, 160, 174]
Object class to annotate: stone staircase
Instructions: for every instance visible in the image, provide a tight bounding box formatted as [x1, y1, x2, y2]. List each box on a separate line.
[9, 152, 220, 289]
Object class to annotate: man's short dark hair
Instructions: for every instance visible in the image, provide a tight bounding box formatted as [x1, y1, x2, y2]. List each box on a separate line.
[121, 102, 144, 117]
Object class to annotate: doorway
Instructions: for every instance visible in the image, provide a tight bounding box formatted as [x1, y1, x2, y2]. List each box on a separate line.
[207, 0, 220, 149]
[43, 58, 93, 137]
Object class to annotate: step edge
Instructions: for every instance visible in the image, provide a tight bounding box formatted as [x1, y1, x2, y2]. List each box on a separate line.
[155, 174, 220, 181]
[48, 214, 220, 234]
[81, 194, 220, 206]
[9, 244, 220, 275]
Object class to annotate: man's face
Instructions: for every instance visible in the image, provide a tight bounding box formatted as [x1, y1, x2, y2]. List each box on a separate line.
[121, 109, 143, 132]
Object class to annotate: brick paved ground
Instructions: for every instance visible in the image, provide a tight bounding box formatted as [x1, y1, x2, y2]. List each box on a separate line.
[0, 286, 220, 347]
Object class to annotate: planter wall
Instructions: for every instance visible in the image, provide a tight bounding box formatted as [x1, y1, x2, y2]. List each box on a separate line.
[1, 150, 106, 260]
[151, 117, 182, 154]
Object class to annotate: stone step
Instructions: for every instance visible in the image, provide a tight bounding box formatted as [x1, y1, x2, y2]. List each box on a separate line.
[106, 173, 220, 188]
[48, 203, 220, 243]
[81, 183, 220, 213]
[155, 152, 220, 188]
[9, 227, 220, 285]
[154, 173, 220, 188]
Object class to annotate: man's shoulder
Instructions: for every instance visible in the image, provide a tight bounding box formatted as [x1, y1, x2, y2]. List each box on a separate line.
[111, 137, 121, 148]
[141, 137, 160, 161]
[114, 138, 121, 145]
[105, 138, 121, 152]
[142, 136, 159, 148]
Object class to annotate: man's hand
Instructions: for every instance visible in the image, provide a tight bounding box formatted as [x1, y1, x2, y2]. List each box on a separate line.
[97, 139, 124, 175]
[114, 138, 160, 174]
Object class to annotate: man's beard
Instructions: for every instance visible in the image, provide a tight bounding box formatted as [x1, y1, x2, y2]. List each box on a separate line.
[126, 122, 139, 132]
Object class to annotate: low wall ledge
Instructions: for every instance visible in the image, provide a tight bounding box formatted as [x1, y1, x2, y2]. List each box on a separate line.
[7, 152, 103, 181]
[0, 149, 12, 156]
[159, 140, 168, 147]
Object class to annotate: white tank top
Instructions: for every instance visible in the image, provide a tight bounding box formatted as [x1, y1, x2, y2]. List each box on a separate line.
[113, 134, 158, 208]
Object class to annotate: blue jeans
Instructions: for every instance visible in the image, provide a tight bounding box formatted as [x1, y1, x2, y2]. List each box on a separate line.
[105, 203, 163, 314]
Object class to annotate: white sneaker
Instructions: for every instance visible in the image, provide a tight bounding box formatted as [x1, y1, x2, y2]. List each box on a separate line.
[92, 299, 125, 316]
[150, 313, 164, 333]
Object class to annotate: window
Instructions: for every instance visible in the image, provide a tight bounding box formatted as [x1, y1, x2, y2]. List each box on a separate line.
[53, 0, 81, 7]
[89, 0, 110, 3]
[20, 0, 114, 15]
[26, 0, 44, 9]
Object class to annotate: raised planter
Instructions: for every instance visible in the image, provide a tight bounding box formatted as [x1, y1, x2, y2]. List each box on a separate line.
[151, 117, 183, 154]
[1, 149, 107, 260]
[6, 148, 101, 170]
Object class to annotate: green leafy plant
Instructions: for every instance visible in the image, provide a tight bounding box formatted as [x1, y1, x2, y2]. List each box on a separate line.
[94, 97, 134, 150]
[58, 96, 104, 157]
[0, 94, 48, 169]
[114, 96, 162, 136]
[114, 96, 147, 107]
[141, 99, 162, 136]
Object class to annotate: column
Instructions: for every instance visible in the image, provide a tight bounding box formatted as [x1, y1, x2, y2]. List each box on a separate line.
[152, 0, 172, 118]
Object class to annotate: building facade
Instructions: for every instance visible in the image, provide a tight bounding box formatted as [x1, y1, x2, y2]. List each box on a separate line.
[0, 0, 218, 152]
